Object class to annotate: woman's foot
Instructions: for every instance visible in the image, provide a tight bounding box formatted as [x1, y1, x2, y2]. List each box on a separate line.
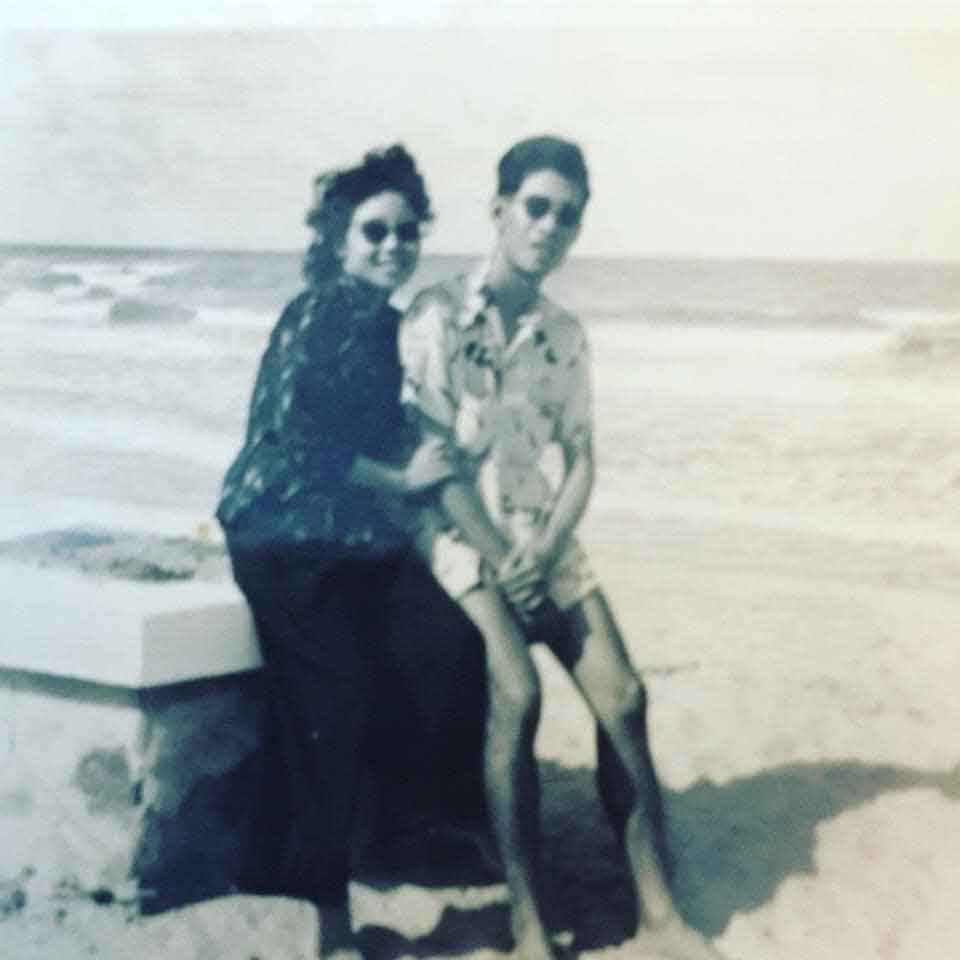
[321, 948, 363, 960]
[511, 914, 559, 960]
[629, 915, 728, 960]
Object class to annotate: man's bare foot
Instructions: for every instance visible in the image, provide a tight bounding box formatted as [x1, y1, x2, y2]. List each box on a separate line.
[629, 915, 728, 960]
[318, 901, 362, 960]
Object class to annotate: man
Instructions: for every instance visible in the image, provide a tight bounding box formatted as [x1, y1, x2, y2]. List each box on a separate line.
[399, 136, 724, 959]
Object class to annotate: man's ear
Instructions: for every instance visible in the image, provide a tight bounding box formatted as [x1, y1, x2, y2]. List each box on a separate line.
[490, 195, 506, 222]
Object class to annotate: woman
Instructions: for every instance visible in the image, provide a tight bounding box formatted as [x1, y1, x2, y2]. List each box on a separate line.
[216, 145, 455, 959]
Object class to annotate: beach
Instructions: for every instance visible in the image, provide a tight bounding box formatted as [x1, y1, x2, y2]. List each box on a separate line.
[1, 249, 959, 958]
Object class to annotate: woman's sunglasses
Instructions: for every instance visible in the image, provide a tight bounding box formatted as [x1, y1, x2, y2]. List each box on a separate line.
[360, 219, 421, 245]
[523, 195, 583, 229]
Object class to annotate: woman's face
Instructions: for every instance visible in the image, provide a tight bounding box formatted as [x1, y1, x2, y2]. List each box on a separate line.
[338, 190, 421, 292]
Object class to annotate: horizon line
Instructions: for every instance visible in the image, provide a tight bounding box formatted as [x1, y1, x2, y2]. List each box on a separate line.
[2, 240, 959, 269]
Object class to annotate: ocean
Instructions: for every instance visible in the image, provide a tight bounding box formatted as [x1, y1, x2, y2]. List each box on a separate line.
[1, 245, 958, 538]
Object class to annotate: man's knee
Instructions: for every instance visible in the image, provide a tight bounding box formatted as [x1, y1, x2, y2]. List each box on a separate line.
[598, 671, 648, 727]
[489, 663, 542, 734]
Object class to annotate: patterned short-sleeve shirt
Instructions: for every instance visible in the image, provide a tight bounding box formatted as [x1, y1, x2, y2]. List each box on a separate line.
[399, 264, 592, 542]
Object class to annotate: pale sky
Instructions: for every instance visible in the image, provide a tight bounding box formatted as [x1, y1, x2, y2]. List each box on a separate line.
[2, 2, 959, 260]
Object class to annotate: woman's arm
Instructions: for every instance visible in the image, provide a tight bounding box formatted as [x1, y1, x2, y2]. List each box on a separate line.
[347, 454, 406, 494]
[347, 436, 453, 496]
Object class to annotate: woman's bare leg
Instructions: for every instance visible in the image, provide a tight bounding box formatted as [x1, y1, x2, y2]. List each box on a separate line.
[459, 586, 556, 960]
[550, 590, 726, 960]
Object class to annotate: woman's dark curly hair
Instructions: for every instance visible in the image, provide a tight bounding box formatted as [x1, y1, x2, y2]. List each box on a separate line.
[303, 144, 432, 287]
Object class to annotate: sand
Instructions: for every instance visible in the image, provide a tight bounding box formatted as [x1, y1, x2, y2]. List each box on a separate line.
[2, 317, 959, 958]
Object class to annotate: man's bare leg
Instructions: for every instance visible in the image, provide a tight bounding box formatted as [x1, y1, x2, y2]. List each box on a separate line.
[460, 587, 557, 960]
[551, 590, 726, 960]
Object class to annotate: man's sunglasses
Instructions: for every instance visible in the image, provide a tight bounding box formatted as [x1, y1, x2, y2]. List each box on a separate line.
[523, 195, 583, 229]
[360, 219, 421, 245]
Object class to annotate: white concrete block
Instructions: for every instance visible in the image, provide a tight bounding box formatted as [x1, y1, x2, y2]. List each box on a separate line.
[1, 561, 259, 687]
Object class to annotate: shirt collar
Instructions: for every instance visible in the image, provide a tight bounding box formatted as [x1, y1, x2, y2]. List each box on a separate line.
[457, 260, 547, 339]
[454, 261, 493, 329]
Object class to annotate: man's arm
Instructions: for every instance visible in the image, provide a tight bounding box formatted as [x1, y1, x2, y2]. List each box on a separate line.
[499, 431, 594, 588]
[490, 434, 593, 619]
[530, 431, 595, 567]
[438, 479, 511, 567]
[399, 284, 543, 613]
[516, 317, 596, 574]
[438, 478, 547, 620]
[399, 286, 516, 567]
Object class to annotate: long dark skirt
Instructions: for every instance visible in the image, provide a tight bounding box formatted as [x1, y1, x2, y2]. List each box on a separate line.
[227, 539, 488, 905]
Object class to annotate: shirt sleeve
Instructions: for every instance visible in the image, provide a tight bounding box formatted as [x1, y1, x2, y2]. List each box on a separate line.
[267, 295, 359, 482]
[558, 322, 593, 455]
[398, 287, 459, 434]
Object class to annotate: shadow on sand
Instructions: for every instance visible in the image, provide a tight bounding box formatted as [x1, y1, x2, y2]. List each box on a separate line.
[354, 757, 960, 958]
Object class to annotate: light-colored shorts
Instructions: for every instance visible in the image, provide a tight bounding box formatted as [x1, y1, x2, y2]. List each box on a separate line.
[422, 529, 598, 612]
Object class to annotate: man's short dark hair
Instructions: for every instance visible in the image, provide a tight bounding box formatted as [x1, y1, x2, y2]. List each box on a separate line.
[496, 135, 590, 202]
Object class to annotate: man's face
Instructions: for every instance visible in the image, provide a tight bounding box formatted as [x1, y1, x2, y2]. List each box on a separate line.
[493, 169, 586, 281]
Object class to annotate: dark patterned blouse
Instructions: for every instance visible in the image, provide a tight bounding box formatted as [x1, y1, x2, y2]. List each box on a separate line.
[216, 276, 415, 554]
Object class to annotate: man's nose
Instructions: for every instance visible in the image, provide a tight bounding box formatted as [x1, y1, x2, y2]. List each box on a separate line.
[533, 213, 560, 236]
